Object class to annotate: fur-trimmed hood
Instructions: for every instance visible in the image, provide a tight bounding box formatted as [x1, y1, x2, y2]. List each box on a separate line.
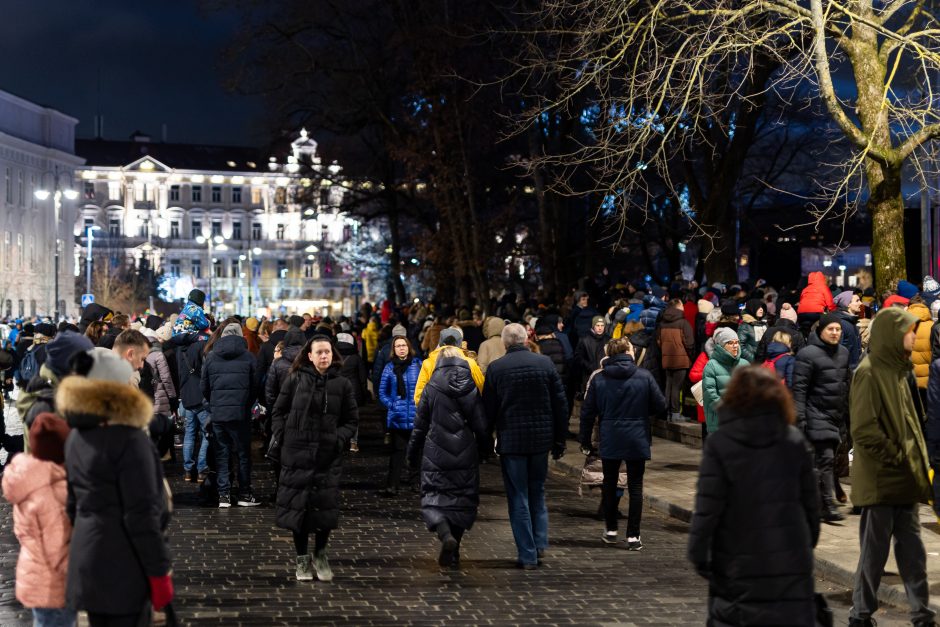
[55, 376, 153, 430]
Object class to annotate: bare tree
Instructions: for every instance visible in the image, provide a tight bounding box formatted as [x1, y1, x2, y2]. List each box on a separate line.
[515, 0, 940, 291]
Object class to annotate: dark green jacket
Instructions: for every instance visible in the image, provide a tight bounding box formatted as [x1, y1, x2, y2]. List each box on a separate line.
[702, 344, 747, 433]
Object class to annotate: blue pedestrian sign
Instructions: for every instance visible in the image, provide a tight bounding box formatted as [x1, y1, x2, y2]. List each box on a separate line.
[81, 293, 95, 307]
[350, 281, 363, 296]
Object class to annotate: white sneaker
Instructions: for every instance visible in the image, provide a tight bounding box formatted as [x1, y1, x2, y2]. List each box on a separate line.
[602, 531, 619, 545]
[313, 550, 333, 582]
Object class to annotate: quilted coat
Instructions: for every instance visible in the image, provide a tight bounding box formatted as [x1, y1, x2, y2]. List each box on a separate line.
[380, 357, 422, 430]
[791, 333, 850, 444]
[702, 344, 747, 433]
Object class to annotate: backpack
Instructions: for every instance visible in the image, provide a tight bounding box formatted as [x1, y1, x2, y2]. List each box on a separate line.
[762, 353, 787, 379]
[18, 348, 39, 383]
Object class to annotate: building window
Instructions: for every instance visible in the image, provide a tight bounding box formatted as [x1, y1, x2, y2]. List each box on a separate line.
[251, 222, 262, 240]
[170, 220, 180, 239]
[17, 171, 24, 206]
[304, 260, 315, 278]
[191, 185, 202, 202]
[211, 186, 222, 203]
[108, 181, 121, 201]
[276, 224, 285, 240]
[191, 219, 202, 238]
[211, 220, 222, 237]
[275, 187, 287, 204]
[5, 168, 11, 204]
[83, 217, 94, 231]
[321, 224, 329, 242]
[17, 300, 23, 318]
[17, 234, 23, 267]
[251, 187, 262, 204]
[84, 181, 96, 200]
[277, 259, 288, 278]
[231, 259, 240, 277]
[109, 218, 121, 238]
[192, 259, 201, 279]
[232, 221, 242, 240]
[252, 259, 261, 278]
[30, 174, 36, 208]
[139, 220, 150, 238]
[169, 185, 180, 202]
[169, 259, 180, 277]
[134, 182, 144, 202]
[232, 187, 242, 204]
[213, 259, 223, 278]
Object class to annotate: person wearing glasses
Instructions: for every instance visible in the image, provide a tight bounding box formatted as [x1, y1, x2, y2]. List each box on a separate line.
[702, 327, 747, 434]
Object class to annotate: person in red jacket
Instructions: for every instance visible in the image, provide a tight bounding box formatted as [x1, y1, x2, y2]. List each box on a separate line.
[798, 271, 835, 335]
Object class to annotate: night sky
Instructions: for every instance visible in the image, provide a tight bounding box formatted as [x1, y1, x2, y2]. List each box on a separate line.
[0, 0, 264, 147]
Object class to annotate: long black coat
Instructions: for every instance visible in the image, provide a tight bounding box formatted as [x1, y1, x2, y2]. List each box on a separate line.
[201, 335, 258, 423]
[688, 406, 819, 626]
[791, 333, 850, 444]
[264, 328, 307, 412]
[408, 357, 489, 531]
[59, 375, 171, 615]
[270, 364, 358, 533]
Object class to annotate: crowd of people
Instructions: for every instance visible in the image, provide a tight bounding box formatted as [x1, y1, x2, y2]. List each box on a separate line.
[2, 270, 940, 625]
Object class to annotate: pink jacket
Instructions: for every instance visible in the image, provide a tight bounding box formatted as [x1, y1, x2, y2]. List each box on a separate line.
[1, 453, 71, 609]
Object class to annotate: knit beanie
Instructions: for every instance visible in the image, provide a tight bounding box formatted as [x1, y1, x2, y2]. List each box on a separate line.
[439, 327, 463, 347]
[779, 303, 798, 323]
[336, 333, 354, 345]
[697, 299, 715, 315]
[713, 327, 738, 348]
[85, 347, 134, 383]
[392, 324, 407, 338]
[29, 412, 70, 464]
[591, 315, 606, 327]
[221, 323, 244, 338]
[45, 331, 95, 377]
[834, 290, 856, 310]
[145, 315, 164, 331]
[924, 276, 940, 297]
[883, 294, 910, 308]
[897, 280, 919, 300]
[188, 289, 206, 307]
[245, 317, 260, 333]
[288, 315, 305, 328]
[817, 313, 843, 337]
[720, 301, 740, 316]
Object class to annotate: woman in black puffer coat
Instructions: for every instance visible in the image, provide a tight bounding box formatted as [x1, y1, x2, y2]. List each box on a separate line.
[268, 335, 358, 583]
[791, 313, 850, 522]
[407, 347, 489, 569]
[688, 365, 819, 627]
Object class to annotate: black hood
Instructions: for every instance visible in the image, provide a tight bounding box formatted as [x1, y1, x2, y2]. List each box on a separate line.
[214, 335, 248, 359]
[337, 342, 357, 356]
[268, 329, 288, 345]
[717, 405, 788, 448]
[429, 357, 476, 398]
[283, 328, 306, 348]
[600, 353, 638, 379]
[765, 342, 791, 360]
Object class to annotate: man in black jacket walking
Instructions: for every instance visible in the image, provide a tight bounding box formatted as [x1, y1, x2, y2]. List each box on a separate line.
[483, 323, 568, 569]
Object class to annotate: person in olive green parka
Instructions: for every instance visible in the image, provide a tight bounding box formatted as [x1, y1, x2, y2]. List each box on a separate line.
[847, 306, 934, 625]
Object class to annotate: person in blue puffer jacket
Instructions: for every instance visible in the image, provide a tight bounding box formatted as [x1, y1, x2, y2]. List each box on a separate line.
[172, 289, 210, 338]
[379, 335, 422, 495]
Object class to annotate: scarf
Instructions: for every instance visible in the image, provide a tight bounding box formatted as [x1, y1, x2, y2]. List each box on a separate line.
[392, 356, 411, 399]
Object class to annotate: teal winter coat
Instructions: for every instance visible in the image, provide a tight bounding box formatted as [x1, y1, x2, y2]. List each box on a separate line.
[702, 344, 747, 433]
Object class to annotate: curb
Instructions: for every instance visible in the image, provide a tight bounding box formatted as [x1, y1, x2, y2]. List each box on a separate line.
[550, 455, 940, 614]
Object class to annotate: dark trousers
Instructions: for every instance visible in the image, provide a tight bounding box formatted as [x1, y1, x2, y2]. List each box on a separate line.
[293, 529, 331, 556]
[386, 428, 412, 489]
[213, 420, 252, 496]
[435, 520, 465, 544]
[602, 458, 645, 538]
[851, 505, 935, 622]
[813, 441, 836, 511]
[88, 611, 148, 627]
[664, 369, 687, 415]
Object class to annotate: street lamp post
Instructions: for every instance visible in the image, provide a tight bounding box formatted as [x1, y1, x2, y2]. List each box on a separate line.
[35, 166, 78, 321]
[85, 225, 101, 295]
[196, 234, 224, 314]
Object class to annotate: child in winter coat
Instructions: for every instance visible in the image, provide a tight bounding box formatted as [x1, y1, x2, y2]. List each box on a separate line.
[762, 332, 796, 388]
[2, 413, 75, 627]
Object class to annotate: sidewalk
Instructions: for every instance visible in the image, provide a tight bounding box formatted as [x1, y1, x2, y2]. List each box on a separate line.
[551, 434, 940, 614]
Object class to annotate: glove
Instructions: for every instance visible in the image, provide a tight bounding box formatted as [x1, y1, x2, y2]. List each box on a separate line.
[551, 443, 565, 460]
[580, 444, 595, 457]
[148, 574, 174, 611]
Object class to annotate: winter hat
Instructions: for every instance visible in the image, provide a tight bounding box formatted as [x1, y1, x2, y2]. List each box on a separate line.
[883, 294, 910, 308]
[534, 320, 555, 335]
[145, 315, 164, 331]
[45, 331, 95, 377]
[221, 323, 243, 338]
[439, 327, 463, 347]
[897, 280, 919, 300]
[705, 308, 723, 325]
[697, 299, 715, 315]
[924, 276, 940, 297]
[188, 289, 206, 307]
[288, 315, 305, 328]
[720, 301, 740, 317]
[140, 328, 158, 342]
[245, 317, 260, 333]
[711, 282, 727, 294]
[591, 315, 606, 327]
[29, 412, 70, 464]
[155, 323, 173, 344]
[713, 327, 738, 348]
[834, 290, 856, 310]
[779, 303, 798, 323]
[392, 324, 407, 338]
[613, 308, 628, 323]
[817, 313, 843, 337]
[84, 348, 134, 384]
[336, 332, 354, 345]
[34, 323, 57, 339]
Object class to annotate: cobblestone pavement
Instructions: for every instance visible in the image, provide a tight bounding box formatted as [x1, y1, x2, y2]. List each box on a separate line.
[0, 406, 915, 625]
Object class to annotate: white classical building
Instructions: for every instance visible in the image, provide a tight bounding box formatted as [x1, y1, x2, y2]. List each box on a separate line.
[0, 89, 82, 320]
[74, 129, 378, 317]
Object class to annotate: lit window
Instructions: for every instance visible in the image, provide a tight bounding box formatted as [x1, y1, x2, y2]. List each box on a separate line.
[211, 220, 222, 237]
[211, 186, 222, 203]
[169, 185, 180, 202]
[251, 187, 262, 204]
[191, 185, 202, 202]
[276, 224, 285, 240]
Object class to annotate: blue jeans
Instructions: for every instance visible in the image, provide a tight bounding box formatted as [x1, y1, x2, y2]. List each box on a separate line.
[500, 452, 549, 565]
[213, 420, 252, 496]
[32, 608, 77, 627]
[181, 406, 210, 473]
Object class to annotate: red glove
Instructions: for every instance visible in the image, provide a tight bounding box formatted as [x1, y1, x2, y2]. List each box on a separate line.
[148, 575, 174, 611]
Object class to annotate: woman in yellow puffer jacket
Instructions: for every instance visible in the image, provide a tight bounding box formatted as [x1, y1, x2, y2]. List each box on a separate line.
[908, 297, 933, 391]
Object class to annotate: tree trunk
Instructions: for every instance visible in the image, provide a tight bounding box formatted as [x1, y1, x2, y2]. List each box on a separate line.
[529, 126, 556, 299]
[386, 192, 408, 304]
[866, 160, 905, 293]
